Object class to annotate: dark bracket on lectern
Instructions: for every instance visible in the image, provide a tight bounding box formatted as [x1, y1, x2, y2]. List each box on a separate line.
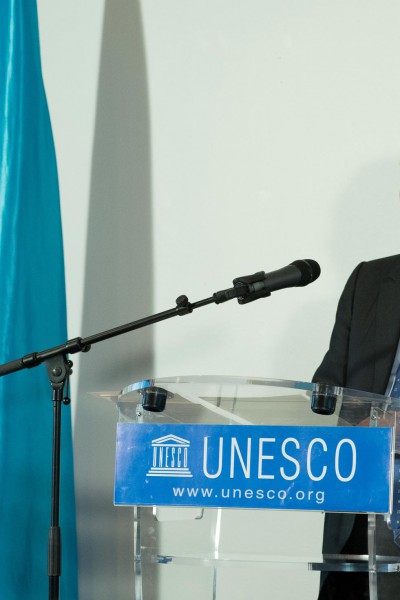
[311, 383, 340, 415]
[140, 386, 170, 412]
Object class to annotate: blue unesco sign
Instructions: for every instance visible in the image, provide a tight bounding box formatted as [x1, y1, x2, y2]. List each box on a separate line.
[114, 423, 392, 512]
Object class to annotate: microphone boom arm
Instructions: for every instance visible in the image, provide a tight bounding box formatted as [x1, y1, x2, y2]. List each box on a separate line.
[0, 260, 321, 377]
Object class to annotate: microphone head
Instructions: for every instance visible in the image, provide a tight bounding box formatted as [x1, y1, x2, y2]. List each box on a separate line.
[290, 259, 321, 286]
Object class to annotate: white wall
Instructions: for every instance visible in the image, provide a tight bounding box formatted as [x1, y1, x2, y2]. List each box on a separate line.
[37, 1, 400, 598]
[143, 0, 400, 381]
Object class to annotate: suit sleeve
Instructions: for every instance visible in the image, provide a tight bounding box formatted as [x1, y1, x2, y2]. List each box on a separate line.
[313, 262, 364, 387]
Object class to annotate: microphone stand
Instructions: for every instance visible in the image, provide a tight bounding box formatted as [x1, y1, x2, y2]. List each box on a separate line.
[0, 279, 259, 600]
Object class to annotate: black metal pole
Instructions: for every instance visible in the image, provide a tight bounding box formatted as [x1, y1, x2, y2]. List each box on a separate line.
[48, 391, 61, 599]
[46, 356, 70, 600]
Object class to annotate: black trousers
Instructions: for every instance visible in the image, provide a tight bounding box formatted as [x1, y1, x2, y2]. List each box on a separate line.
[319, 514, 400, 599]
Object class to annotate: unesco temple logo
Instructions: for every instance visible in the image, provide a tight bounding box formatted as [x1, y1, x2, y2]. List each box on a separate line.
[147, 434, 193, 478]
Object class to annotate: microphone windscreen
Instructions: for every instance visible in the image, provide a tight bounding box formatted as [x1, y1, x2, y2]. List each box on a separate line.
[291, 259, 321, 286]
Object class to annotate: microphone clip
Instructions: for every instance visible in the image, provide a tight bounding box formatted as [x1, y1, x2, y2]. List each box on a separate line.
[233, 271, 271, 304]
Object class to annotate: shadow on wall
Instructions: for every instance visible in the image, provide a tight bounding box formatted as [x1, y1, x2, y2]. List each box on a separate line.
[73, 1, 153, 598]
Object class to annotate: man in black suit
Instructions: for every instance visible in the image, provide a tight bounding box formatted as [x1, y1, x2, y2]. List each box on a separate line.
[313, 254, 400, 598]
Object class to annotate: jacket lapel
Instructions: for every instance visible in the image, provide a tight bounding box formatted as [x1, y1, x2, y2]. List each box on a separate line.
[374, 263, 400, 394]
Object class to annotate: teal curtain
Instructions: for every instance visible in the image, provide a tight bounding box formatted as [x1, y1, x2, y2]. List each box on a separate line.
[0, 0, 78, 597]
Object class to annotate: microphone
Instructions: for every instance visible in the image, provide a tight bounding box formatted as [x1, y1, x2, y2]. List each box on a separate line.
[213, 259, 321, 304]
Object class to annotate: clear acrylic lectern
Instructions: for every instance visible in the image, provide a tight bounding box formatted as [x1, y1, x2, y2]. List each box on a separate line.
[106, 376, 400, 599]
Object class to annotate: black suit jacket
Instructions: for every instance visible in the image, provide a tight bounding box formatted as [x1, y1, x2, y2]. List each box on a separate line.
[313, 255, 400, 598]
[314, 254, 400, 394]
